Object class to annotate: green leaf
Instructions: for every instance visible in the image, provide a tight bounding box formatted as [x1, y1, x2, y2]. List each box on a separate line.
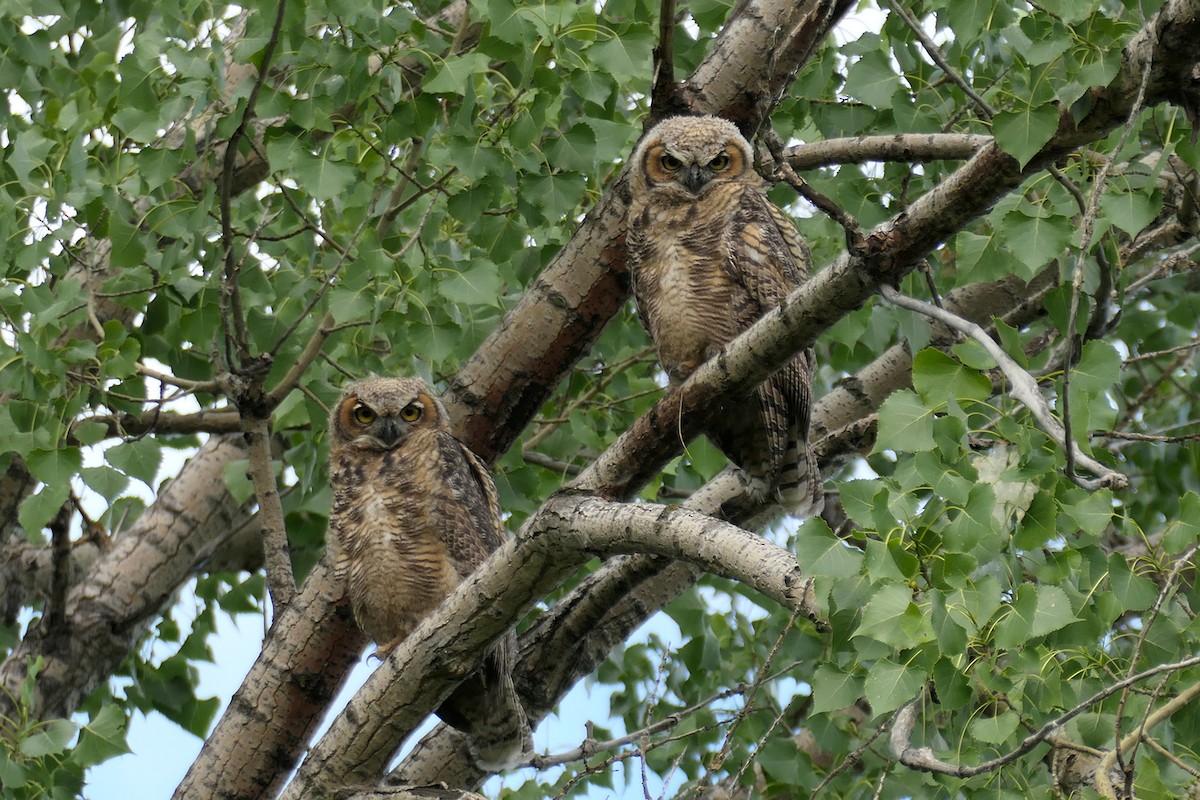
[328, 287, 375, 324]
[994, 584, 1037, 650]
[1101, 187, 1160, 237]
[1061, 487, 1113, 537]
[423, 53, 492, 94]
[1003, 210, 1072, 277]
[222, 459, 255, 505]
[971, 710, 1020, 744]
[838, 478, 886, 530]
[106, 439, 163, 487]
[810, 664, 865, 715]
[1163, 493, 1200, 552]
[438, 262, 505, 307]
[955, 229, 1013, 283]
[1069, 340, 1121, 393]
[545, 124, 597, 172]
[1015, 489, 1058, 548]
[863, 658, 927, 716]
[757, 736, 804, 784]
[18, 482, 71, 534]
[854, 584, 931, 648]
[1107, 553, 1158, 613]
[930, 590, 969, 653]
[1030, 584, 1078, 636]
[70, 706, 130, 768]
[81, 465, 129, 501]
[793, 517, 863, 579]
[992, 103, 1059, 168]
[945, 483, 998, 552]
[587, 30, 653, 83]
[20, 719, 77, 758]
[912, 349, 992, 407]
[108, 214, 148, 269]
[874, 390, 936, 453]
[292, 149, 357, 201]
[844, 49, 897, 109]
[0, 750, 28, 790]
[25, 447, 82, 485]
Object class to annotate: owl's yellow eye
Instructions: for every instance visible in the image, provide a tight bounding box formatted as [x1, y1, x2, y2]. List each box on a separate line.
[353, 404, 376, 425]
[660, 153, 682, 172]
[709, 153, 731, 170]
[400, 403, 422, 422]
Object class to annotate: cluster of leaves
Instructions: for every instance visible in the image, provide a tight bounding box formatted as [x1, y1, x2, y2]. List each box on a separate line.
[0, 660, 129, 799]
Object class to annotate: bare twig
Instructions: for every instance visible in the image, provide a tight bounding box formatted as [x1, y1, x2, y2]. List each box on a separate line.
[709, 610, 800, 776]
[879, 284, 1127, 490]
[1062, 57, 1154, 485]
[765, 132, 864, 250]
[1107, 540, 1200, 796]
[243, 416, 295, 614]
[1096, 429, 1200, 443]
[1124, 339, 1200, 364]
[265, 312, 336, 408]
[46, 503, 72, 632]
[651, 0, 679, 114]
[810, 714, 888, 798]
[219, 0, 289, 367]
[881, 0, 996, 118]
[135, 363, 222, 394]
[1097, 679, 1200, 797]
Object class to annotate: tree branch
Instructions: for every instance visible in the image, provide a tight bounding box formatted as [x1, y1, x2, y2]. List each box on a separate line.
[783, 134, 990, 170]
[280, 496, 821, 798]
[880, 0, 996, 118]
[243, 417, 295, 614]
[878, 284, 1127, 490]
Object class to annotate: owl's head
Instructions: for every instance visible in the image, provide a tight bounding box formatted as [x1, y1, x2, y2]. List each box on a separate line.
[329, 376, 446, 451]
[631, 115, 755, 197]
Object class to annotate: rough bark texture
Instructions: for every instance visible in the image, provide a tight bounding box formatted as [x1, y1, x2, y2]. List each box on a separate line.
[174, 555, 367, 800]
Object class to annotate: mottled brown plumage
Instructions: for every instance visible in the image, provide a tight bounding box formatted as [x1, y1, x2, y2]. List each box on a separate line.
[328, 376, 531, 769]
[627, 115, 822, 516]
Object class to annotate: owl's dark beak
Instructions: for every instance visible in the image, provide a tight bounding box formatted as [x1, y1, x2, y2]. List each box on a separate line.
[682, 164, 711, 193]
[377, 418, 401, 446]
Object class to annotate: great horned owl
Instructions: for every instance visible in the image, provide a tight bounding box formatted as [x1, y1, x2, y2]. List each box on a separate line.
[327, 376, 531, 769]
[627, 115, 822, 516]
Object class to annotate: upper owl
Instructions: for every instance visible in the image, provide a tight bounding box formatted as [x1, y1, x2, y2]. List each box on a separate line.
[626, 115, 822, 517]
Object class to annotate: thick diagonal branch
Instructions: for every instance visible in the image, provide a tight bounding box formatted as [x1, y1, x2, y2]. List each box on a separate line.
[280, 496, 819, 799]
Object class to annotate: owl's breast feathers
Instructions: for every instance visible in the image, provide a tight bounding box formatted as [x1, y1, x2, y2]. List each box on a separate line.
[330, 428, 487, 646]
[628, 181, 757, 379]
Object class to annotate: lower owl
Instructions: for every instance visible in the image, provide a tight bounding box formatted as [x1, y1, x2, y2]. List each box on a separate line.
[627, 114, 823, 516]
[327, 376, 531, 769]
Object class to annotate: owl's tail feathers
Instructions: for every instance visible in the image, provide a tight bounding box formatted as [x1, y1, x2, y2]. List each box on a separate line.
[436, 633, 533, 772]
[776, 440, 824, 518]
